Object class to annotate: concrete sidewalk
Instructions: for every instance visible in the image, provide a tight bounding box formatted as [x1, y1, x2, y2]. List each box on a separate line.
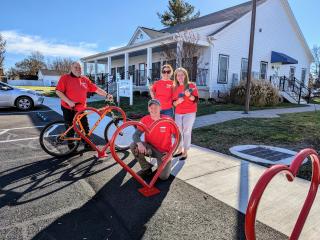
[43, 97, 320, 239]
[194, 103, 320, 128]
[170, 145, 320, 239]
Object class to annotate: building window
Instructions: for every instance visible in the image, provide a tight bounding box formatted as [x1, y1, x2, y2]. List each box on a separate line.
[301, 68, 307, 85]
[260, 61, 268, 80]
[289, 66, 296, 79]
[217, 54, 229, 84]
[240, 58, 248, 81]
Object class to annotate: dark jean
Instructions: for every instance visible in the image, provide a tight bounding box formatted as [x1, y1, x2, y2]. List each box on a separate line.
[160, 108, 174, 118]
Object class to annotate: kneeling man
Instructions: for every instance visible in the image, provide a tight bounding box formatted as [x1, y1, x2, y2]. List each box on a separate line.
[130, 99, 175, 180]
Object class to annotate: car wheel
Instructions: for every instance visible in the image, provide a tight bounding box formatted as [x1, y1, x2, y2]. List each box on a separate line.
[16, 96, 34, 111]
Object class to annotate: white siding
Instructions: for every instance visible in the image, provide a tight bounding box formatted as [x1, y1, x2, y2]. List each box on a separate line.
[210, 0, 311, 92]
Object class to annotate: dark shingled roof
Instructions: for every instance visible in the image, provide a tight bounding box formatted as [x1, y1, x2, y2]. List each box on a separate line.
[140, 27, 168, 39]
[160, 0, 267, 34]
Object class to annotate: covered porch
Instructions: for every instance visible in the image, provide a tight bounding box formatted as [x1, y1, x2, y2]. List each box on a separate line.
[81, 34, 210, 94]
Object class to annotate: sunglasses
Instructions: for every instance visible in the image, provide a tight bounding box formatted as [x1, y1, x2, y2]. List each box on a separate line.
[162, 70, 171, 74]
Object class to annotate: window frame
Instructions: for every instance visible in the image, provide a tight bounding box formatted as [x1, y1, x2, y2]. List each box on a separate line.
[217, 54, 229, 84]
[240, 58, 248, 81]
[260, 61, 268, 80]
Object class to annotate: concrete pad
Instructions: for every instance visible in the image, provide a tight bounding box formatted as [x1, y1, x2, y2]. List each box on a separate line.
[185, 160, 320, 239]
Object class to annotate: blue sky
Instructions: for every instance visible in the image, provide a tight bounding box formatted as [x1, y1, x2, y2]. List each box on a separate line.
[0, 0, 318, 70]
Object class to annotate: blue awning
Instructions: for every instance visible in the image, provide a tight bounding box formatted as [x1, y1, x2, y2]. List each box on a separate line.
[271, 51, 298, 65]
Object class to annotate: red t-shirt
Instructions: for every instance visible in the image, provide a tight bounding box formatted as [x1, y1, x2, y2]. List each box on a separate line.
[56, 74, 98, 111]
[173, 83, 198, 114]
[138, 115, 175, 153]
[152, 79, 173, 110]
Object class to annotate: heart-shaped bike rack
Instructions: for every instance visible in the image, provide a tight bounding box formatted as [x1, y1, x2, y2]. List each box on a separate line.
[245, 148, 320, 240]
[73, 106, 127, 158]
[109, 118, 180, 197]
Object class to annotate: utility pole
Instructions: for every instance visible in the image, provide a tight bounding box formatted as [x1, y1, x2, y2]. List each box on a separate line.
[244, 0, 257, 113]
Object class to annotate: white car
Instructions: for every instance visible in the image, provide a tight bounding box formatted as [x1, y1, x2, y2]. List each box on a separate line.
[0, 82, 44, 111]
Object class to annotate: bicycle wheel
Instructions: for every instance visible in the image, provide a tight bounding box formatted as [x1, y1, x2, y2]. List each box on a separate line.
[104, 117, 135, 151]
[40, 120, 80, 157]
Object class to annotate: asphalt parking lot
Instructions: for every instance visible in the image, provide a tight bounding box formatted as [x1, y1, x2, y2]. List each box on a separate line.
[0, 106, 287, 240]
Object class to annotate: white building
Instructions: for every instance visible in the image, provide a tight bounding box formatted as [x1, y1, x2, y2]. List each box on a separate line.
[38, 69, 63, 86]
[81, 0, 313, 99]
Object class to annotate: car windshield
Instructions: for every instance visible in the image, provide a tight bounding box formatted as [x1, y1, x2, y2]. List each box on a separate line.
[0, 82, 14, 88]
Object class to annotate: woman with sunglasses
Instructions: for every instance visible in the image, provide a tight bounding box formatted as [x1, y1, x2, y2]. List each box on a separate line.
[149, 64, 174, 118]
[172, 67, 198, 161]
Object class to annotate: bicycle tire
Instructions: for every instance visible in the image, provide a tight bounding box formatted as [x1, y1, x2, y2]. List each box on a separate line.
[104, 117, 134, 151]
[39, 120, 80, 158]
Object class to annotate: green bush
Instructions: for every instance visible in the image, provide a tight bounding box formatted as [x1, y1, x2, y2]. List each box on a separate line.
[230, 80, 280, 107]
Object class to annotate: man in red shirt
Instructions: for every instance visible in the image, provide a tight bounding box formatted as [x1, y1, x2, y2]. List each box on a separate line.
[56, 62, 113, 150]
[130, 99, 175, 180]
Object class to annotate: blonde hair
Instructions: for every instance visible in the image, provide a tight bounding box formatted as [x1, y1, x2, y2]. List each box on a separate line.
[161, 64, 173, 79]
[174, 67, 190, 90]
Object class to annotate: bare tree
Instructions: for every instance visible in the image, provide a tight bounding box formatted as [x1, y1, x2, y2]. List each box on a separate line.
[48, 57, 73, 74]
[160, 30, 204, 81]
[8, 51, 46, 79]
[0, 33, 6, 76]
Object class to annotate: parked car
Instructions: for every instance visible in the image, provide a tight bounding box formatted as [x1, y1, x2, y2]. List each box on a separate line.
[0, 82, 44, 110]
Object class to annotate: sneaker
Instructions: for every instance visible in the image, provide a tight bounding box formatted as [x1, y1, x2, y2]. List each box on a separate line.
[173, 152, 183, 157]
[137, 168, 153, 179]
[179, 155, 188, 161]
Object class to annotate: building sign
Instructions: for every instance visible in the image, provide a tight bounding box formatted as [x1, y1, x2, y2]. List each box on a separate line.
[116, 75, 133, 105]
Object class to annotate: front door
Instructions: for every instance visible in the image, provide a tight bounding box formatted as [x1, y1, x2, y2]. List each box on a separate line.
[138, 63, 146, 85]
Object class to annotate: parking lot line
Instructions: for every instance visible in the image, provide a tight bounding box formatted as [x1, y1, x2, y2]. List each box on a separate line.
[0, 110, 54, 115]
[0, 137, 39, 143]
[0, 126, 45, 131]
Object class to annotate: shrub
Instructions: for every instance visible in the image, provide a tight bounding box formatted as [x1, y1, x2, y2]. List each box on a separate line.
[230, 80, 280, 107]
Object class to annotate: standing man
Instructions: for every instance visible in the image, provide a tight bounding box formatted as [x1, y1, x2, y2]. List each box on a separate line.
[56, 62, 113, 150]
[130, 99, 176, 180]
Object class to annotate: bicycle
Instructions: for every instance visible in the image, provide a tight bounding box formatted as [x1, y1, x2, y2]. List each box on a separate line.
[39, 101, 135, 158]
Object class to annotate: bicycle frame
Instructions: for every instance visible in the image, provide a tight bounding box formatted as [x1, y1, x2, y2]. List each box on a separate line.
[72, 105, 127, 158]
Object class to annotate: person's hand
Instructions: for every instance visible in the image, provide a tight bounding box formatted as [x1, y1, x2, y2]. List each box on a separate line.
[184, 89, 191, 97]
[106, 94, 113, 102]
[137, 142, 147, 154]
[67, 100, 76, 108]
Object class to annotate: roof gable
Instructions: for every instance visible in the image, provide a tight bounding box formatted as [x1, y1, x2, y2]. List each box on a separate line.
[128, 27, 168, 46]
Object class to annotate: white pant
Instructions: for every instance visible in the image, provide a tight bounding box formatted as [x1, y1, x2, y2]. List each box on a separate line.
[175, 112, 196, 151]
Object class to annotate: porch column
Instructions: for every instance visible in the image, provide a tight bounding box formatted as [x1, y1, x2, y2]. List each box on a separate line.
[147, 47, 152, 82]
[94, 60, 98, 83]
[209, 43, 215, 92]
[107, 56, 111, 77]
[176, 41, 183, 67]
[83, 62, 87, 75]
[124, 52, 129, 79]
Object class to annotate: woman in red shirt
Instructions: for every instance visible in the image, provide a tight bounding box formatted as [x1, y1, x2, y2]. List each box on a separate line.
[149, 64, 174, 118]
[172, 67, 198, 160]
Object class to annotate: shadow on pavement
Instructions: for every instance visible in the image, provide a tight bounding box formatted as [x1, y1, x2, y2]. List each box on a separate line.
[32, 157, 173, 240]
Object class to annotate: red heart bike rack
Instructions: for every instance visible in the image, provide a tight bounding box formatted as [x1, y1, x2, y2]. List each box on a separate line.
[73, 106, 127, 158]
[245, 148, 320, 240]
[109, 119, 180, 197]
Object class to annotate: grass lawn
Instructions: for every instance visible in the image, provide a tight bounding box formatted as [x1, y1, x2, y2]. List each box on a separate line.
[16, 86, 57, 97]
[88, 94, 307, 118]
[192, 111, 320, 180]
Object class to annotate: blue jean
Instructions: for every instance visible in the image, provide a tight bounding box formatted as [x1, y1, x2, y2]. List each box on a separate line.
[160, 108, 174, 118]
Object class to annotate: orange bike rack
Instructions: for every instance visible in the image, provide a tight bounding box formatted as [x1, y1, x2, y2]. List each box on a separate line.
[73, 106, 127, 158]
[245, 148, 320, 240]
[109, 118, 180, 197]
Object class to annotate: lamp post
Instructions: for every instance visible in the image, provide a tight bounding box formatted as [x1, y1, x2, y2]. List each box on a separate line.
[244, 0, 257, 114]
